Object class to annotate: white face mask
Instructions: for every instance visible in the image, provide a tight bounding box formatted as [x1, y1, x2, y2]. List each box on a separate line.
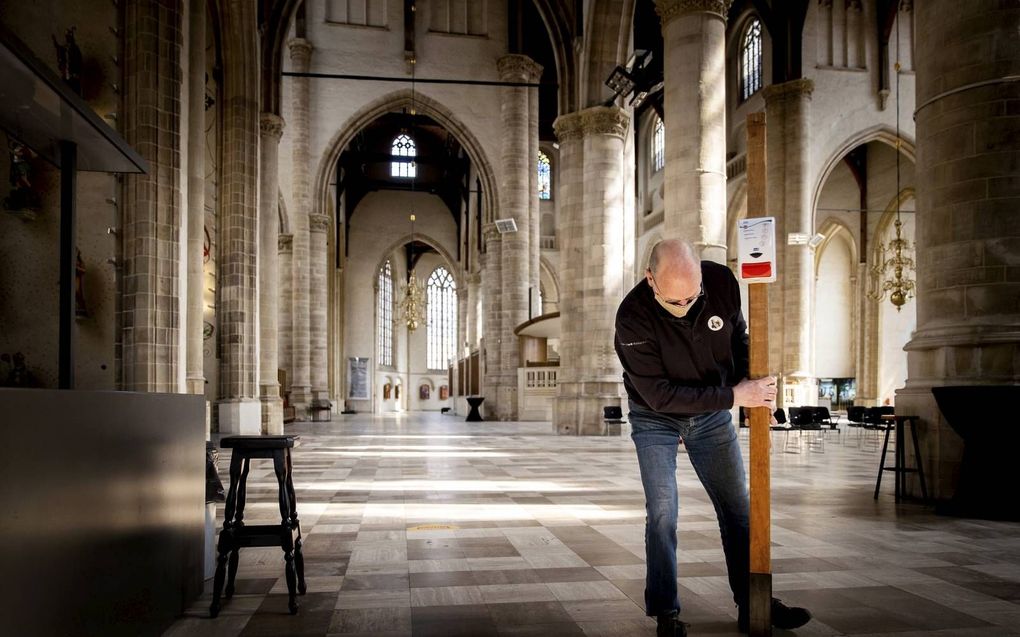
[654, 292, 695, 318]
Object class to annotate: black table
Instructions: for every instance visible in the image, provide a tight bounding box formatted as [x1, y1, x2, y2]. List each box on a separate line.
[466, 396, 485, 422]
[210, 436, 306, 617]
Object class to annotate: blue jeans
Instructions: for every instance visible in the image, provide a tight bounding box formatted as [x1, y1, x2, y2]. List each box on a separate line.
[629, 402, 750, 616]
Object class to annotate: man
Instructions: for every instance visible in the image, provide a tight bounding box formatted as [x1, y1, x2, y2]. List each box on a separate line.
[614, 240, 811, 636]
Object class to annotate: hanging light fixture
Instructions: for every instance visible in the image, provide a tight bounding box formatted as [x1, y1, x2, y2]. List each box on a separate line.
[867, 17, 915, 311]
[396, 60, 427, 331]
[398, 212, 427, 332]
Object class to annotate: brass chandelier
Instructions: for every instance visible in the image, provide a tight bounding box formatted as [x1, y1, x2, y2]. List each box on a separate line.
[397, 213, 427, 332]
[867, 24, 915, 311]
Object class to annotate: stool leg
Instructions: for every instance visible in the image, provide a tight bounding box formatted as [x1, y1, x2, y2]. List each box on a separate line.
[222, 452, 244, 528]
[224, 547, 240, 598]
[295, 532, 307, 595]
[896, 421, 905, 503]
[273, 450, 292, 526]
[875, 426, 892, 500]
[285, 449, 299, 527]
[910, 419, 929, 502]
[210, 532, 231, 617]
[234, 457, 252, 526]
[284, 548, 298, 614]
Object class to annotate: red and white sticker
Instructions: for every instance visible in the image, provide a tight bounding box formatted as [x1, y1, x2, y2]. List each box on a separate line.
[737, 217, 777, 283]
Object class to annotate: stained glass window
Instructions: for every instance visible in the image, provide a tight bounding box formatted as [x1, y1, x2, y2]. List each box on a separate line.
[391, 133, 417, 178]
[427, 266, 457, 370]
[538, 151, 551, 200]
[377, 261, 393, 366]
[652, 117, 665, 173]
[741, 18, 763, 101]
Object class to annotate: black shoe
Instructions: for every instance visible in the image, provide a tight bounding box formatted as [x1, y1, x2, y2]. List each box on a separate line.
[737, 598, 812, 632]
[657, 612, 689, 637]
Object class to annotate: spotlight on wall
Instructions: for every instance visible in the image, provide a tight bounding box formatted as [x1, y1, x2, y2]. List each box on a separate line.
[808, 233, 826, 249]
[603, 49, 658, 108]
[494, 218, 518, 234]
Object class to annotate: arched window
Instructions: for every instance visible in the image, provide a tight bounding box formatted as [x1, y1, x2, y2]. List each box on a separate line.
[391, 133, 416, 178]
[741, 18, 763, 101]
[426, 266, 457, 370]
[376, 260, 393, 367]
[538, 151, 552, 200]
[651, 117, 665, 173]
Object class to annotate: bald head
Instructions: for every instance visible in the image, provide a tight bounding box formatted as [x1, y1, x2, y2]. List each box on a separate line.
[648, 240, 699, 277]
[646, 239, 702, 303]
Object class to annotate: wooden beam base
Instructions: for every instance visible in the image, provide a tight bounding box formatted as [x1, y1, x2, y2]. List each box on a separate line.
[749, 572, 772, 637]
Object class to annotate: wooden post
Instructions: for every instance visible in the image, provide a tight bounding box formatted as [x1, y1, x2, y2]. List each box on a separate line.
[745, 112, 771, 636]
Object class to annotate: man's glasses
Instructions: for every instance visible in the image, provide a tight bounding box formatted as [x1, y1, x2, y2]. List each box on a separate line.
[650, 275, 703, 307]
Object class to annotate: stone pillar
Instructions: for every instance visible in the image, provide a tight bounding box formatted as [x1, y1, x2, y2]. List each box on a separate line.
[288, 38, 313, 414]
[656, 0, 731, 264]
[309, 213, 330, 402]
[216, 0, 261, 433]
[481, 224, 503, 418]
[496, 54, 543, 420]
[763, 79, 816, 407]
[552, 113, 583, 433]
[278, 234, 294, 392]
[121, 0, 184, 392]
[899, 0, 1020, 500]
[466, 272, 480, 347]
[553, 107, 631, 435]
[259, 113, 285, 433]
[185, 0, 205, 397]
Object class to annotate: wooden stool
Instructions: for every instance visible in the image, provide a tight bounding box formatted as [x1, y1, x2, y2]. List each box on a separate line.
[874, 415, 929, 503]
[210, 436, 306, 617]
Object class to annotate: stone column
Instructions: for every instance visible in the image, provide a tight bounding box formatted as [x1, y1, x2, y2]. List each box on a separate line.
[495, 54, 543, 420]
[278, 234, 294, 391]
[185, 0, 205, 397]
[480, 224, 503, 419]
[216, 0, 261, 433]
[121, 0, 184, 392]
[763, 79, 816, 407]
[309, 213, 330, 402]
[259, 113, 285, 433]
[552, 113, 583, 433]
[656, 0, 731, 264]
[466, 272, 480, 347]
[899, 0, 1020, 500]
[288, 38, 313, 414]
[553, 106, 631, 435]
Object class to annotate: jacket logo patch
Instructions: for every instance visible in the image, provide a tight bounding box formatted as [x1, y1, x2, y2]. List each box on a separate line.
[707, 316, 724, 331]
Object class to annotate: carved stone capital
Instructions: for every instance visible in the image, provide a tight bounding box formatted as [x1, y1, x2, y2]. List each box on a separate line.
[260, 112, 285, 139]
[553, 111, 585, 143]
[466, 272, 482, 285]
[762, 78, 815, 104]
[578, 106, 630, 140]
[278, 233, 293, 253]
[496, 54, 543, 83]
[309, 213, 330, 233]
[288, 38, 312, 64]
[655, 0, 732, 27]
[482, 223, 502, 244]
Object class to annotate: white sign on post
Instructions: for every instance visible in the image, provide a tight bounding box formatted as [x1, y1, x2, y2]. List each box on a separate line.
[737, 217, 777, 283]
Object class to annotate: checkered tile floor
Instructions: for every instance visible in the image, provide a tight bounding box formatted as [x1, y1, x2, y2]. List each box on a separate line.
[164, 412, 1020, 636]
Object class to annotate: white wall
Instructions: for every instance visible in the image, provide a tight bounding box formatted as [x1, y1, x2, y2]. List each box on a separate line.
[815, 234, 854, 377]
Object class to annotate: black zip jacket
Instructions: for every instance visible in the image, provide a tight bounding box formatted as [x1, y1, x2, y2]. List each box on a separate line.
[614, 261, 749, 417]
